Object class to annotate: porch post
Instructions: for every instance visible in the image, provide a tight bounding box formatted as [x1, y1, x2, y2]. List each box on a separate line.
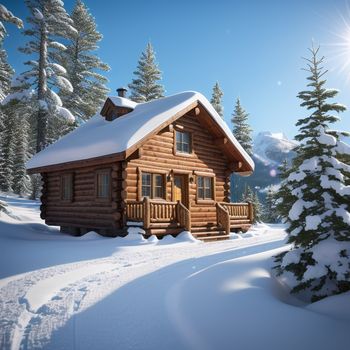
[143, 197, 151, 229]
[248, 202, 254, 223]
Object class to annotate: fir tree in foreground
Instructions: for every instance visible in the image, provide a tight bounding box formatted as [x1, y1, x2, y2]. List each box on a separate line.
[275, 159, 295, 220]
[128, 42, 164, 102]
[59, 0, 110, 122]
[231, 98, 253, 156]
[210, 82, 224, 118]
[275, 46, 350, 302]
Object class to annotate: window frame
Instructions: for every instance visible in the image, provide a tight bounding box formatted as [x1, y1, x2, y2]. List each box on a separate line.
[138, 168, 167, 200]
[95, 169, 111, 201]
[174, 128, 193, 156]
[60, 173, 73, 202]
[196, 173, 216, 203]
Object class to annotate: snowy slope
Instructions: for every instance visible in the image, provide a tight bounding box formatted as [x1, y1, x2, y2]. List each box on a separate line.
[253, 131, 297, 166]
[0, 195, 349, 350]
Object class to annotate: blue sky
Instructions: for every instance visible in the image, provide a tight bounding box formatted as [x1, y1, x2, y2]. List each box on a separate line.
[3, 0, 350, 138]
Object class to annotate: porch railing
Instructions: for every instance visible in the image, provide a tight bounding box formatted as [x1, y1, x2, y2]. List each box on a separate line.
[126, 197, 191, 231]
[217, 202, 254, 234]
[221, 202, 253, 221]
[126, 198, 252, 234]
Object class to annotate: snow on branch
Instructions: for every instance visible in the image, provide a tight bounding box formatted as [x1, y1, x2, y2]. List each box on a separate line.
[336, 140, 350, 156]
[2, 89, 35, 104]
[56, 76, 73, 92]
[0, 4, 23, 29]
[49, 41, 67, 51]
[48, 63, 67, 75]
[33, 8, 44, 21]
[57, 106, 75, 122]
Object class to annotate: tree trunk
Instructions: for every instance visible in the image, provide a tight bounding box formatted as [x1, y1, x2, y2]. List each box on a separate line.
[36, 21, 48, 153]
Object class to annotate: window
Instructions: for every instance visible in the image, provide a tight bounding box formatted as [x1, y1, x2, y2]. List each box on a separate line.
[61, 174, 73, 201]
[141, 172, 164, 199]
[96, 171, 110, 199]
[197, 176, 213, 200]
[154, 174, 164, 198]
[175, 130, 192, 154]
[142, 173, 151, 197]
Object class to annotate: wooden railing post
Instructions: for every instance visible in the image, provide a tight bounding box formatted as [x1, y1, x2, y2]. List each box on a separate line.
[176, 200, 180, 223]
[248, 201, 254, 223]
[176, 201, 191, 231]
[216, 202, 230, 235]
[143, 197, 151, 229]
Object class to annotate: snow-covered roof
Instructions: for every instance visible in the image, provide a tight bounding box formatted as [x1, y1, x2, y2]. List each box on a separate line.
[108, 96, 137, 109]
[27, 91, 254, 173]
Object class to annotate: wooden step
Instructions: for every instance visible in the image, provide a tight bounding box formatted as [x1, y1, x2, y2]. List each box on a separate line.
[149, 222, 179, 229]
[146, 227, 183, 236]
[230, 224, 251, 229]
[192, 230, 225, 235]
[230, 219, 251, 224]
[198, 235, 230, 242]
[191, 226, 223, 233]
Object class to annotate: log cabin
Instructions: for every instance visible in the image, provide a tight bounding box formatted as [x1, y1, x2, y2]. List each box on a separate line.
[26, 89, 255, 241]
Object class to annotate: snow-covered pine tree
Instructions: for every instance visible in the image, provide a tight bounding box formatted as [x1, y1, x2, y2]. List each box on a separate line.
[12, 113, 31, 195]
[252, 191, 262, 223]
[263, 185, 279, 223]
[0, 103, 16, 191]
[4, 0, 76, 153]
[128, 42, 164, 102]
[210, 82, 224, 118]
[275, 159, 295, 220]
[0, 4, 23, 192]
[0, 4, 23, 100]
[59, 0, 109, 122]
[275, 45, 350, 301]
[241, 185, 261, 224]
[231, 98, 253, 156]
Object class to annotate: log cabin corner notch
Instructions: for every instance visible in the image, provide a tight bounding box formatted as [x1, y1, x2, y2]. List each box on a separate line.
[26, 90, 255, 241]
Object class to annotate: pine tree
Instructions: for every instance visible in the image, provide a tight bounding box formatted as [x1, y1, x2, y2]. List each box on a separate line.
[275, 159, 295, 221]
[241, 185, 261, 224]
[263, 185, 279, 223]
[0, 4, 23, 100]
[210, 82, 224, 118]
[0, 4, 23, 192]
[0, 104, 16, 191]
[128, 42, 164, 102]
[275, 46, 350, 301]
[252, 191, 262, 223]
[4, 0, 76, 153]
[231, 98, 253, 156]
[12, 113, 31, 196]
[59, 0, 109, 122]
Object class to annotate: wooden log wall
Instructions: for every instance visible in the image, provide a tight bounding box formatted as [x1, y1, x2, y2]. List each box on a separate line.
[42, 161, 122, 235]
[125, 111, 229, 228]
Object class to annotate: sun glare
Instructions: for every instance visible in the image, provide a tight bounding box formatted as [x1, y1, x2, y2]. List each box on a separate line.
[325, 4, 350, 83]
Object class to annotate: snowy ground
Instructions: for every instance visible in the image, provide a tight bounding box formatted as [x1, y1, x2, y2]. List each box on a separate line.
[0, 194, 349, 350]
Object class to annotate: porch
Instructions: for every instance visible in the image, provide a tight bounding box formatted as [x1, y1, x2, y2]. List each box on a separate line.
[125, 198, 254, 241]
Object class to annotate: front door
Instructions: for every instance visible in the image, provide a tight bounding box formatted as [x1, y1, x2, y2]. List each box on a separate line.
[173, 175, 189, 208]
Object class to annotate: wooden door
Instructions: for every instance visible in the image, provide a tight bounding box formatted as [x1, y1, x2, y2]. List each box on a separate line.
[173, 175, 188, 207]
